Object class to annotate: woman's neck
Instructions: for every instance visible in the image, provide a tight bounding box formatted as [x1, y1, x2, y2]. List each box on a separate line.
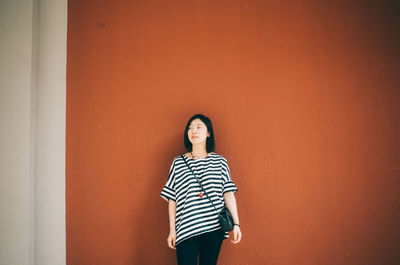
[191, 144, 208, 156]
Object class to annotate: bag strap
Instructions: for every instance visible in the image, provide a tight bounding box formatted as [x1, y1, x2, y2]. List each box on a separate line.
[181, 155, 220, 214]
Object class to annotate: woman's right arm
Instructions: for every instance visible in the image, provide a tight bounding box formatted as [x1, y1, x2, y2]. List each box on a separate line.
[167, 199, 177, 249]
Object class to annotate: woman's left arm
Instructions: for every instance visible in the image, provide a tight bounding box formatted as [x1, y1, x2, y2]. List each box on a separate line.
[224, 191, 242, 244]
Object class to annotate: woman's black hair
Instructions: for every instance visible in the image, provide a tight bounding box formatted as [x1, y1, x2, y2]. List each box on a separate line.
[184, 114, 215, 153]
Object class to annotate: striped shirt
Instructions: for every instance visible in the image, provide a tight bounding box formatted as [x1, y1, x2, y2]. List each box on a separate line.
[160, 152, 238, 246]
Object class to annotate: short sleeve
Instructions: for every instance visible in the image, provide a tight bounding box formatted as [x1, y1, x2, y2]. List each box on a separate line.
[160, 159, 176, 202]
[221, 158, 238, 194]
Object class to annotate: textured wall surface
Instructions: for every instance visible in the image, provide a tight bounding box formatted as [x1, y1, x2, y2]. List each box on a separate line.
[0, 1, 35, 264]
[67, 1, 400, 264]
[1, 1, 67, 264]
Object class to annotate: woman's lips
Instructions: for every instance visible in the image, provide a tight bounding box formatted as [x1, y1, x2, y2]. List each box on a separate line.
[192, 136, 198, 139]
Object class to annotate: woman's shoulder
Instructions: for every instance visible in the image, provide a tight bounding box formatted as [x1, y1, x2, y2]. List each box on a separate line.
[212, 153, 230, 165]
[171, 155, 183, 163]
[211, 152, 225, 161]
[171, 153, 189, 163]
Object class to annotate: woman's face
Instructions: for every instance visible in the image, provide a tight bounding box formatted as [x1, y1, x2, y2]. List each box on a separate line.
[188, 118, 210, 146]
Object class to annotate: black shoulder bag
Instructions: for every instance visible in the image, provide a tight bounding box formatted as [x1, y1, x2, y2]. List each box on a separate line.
[181, 155, 234, 232]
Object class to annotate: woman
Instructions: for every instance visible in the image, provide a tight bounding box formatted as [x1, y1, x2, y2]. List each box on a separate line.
[160, 114, 242, 265]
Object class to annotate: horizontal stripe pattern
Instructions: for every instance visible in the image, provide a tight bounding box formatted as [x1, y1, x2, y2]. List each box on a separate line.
[160, 152, 238, 246]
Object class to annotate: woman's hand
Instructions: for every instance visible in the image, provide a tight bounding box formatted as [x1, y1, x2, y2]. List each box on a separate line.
[224, 192, 242, 244]
[167, 229, 177, 249]
[231, 225, 242, 244]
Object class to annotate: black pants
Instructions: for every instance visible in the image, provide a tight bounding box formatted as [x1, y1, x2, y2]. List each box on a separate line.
[176, 229, 224, 265]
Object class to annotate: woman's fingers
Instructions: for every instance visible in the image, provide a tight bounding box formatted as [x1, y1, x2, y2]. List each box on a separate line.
[172, 237, 176, 249]
[231, 228, 242, 244]
[167, 231, 177, 249]
[169, 239, 176, 249]
[237, 230, 242, 243]
[167, 238, 172, 248]
[231, 233, 236, 243]
[167, 236, 176, 249]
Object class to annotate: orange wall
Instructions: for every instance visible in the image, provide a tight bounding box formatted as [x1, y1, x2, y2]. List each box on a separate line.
[66, 1, 400, 264]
